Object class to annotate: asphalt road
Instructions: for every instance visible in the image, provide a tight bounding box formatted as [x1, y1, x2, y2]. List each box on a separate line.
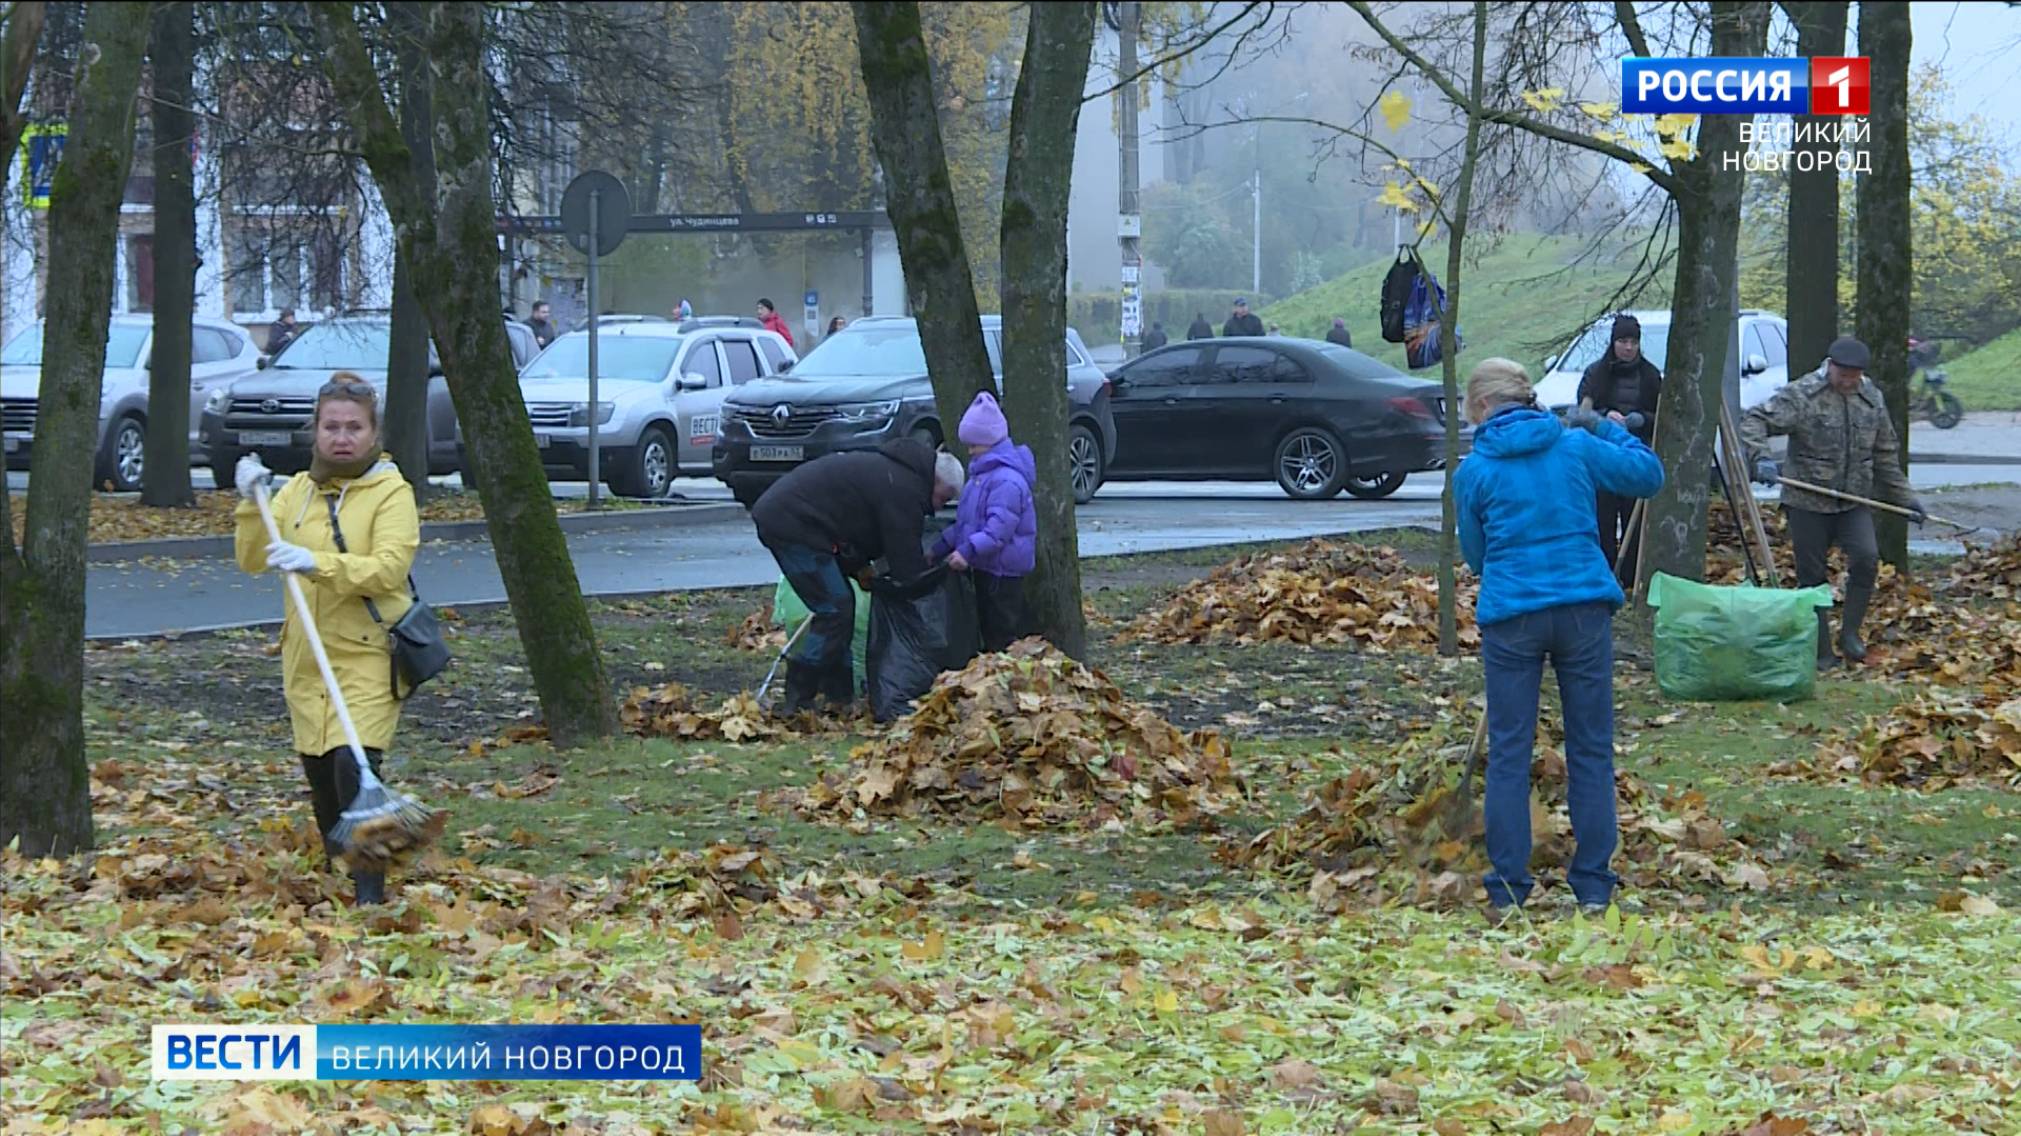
[76, 462, 2021, 640]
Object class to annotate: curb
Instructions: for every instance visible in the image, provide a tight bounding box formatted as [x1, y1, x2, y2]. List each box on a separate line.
[1908, 452, 2021, 467]
[86, 501, 745, 564]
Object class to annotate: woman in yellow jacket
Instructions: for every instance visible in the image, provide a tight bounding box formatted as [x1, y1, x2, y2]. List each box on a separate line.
[233, 376, 419, 905]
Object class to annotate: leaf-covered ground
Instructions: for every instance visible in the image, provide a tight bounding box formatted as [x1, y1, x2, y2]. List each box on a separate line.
[6, 534, 2019, 1135]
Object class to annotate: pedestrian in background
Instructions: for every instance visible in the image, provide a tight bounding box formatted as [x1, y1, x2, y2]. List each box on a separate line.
[1325, 317, 1353, 348]
[757, 298, 796, 349]
[268, 308, 301, 355]
[1187, 312, 1213, 340]
[1454, 357, 1664, 919]
[1223, 298, 1265, 337]
[933, 391, 1036, 651]
[1141, 321, 1168, 351]
[826, 315, 849, 341]
[526, 300, 557, 348]
[1576, 314, 1662, 583]
[232, 376, 420, 906]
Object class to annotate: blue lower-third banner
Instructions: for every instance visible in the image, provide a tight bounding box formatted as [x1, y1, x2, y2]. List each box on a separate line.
[152, 1024, 702, 1081]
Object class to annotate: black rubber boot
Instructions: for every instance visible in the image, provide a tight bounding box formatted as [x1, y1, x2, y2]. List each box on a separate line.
[776, 661, 822, 716]
[817, 659, 857, 714]
[352, 871, 386, 905]
[1838, 582, 1872, 663]
[299, 754, 346, 865]
[1815, 610, 1840, 671]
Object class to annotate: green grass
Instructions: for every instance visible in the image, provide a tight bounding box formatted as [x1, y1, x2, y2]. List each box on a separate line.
[1941, 324, 2021, 412]
[1259, 232, 1674, 376]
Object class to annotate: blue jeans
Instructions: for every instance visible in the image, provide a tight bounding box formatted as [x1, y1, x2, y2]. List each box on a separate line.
[1479, 601, 1619, 908]
[765, 541, 854, 680]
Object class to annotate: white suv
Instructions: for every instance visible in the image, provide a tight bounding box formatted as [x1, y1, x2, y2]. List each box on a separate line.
[518, 318, 798, 498]
[1534, 309, 1791, 414]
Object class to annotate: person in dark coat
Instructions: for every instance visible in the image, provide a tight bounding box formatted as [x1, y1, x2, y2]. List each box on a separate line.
[1575, 314, 1664, 583]
[1140, 322, 1168, 351]
[1186, 312, 1213, 340]
[526, 301, 557, 348]
[1222, 298, 1265, 337]
[751, 439, 965, 713]
[267, 309, 302, 356]
[1325, 317, 1353, 348]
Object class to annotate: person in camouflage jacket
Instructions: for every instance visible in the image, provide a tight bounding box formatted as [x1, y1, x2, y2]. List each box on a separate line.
[1740, 335, 1925, 669]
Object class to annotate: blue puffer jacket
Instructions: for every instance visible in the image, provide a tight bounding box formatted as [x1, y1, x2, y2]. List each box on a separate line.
[1455, 407, 1665, 627]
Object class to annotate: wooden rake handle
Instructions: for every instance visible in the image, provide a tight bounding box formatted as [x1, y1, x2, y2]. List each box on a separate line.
[1775, 477, 1976, 531]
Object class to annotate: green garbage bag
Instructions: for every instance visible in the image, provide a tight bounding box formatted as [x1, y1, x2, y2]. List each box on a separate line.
[772, 575, 871, 681]
[1646, 572, 1834, 702]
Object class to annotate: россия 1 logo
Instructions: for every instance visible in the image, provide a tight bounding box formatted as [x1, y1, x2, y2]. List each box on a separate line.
[1621, 57, 1870, 115]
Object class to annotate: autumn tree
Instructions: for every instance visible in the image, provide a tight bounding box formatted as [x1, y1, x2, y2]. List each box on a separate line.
[1, 0, 149, 856]
[314, 0, 619, 744]
[1782, 0, 1848, 371]
[1349, 0, 1771, 592]
[140, 0, 195, 507]
[1856, 0, 1912, 569]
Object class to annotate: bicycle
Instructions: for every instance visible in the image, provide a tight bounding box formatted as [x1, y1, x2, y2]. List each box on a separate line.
[1906, 336, 1966, 430]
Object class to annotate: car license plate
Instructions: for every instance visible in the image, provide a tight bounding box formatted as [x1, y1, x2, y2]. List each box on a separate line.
[750, 445, 802, 462]
[239, 430, 292, 446]
[534, 432, 551, 448]
[3, 436, 17, 453]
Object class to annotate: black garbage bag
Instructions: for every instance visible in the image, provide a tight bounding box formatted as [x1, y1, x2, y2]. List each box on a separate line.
[866, 563, 979, 723]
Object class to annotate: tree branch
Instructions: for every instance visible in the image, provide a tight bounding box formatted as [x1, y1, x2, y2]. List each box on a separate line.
[1614, 0, 1653, 58]
[307, 1, 424, 226]
[1344, 0, 1680, 196]
[1081, 0, 1270, 102]
[1, 0, 44, 164]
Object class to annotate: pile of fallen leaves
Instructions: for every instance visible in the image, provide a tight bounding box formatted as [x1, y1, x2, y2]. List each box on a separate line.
[1705, 499, 1798, 585]
[621, 682, 806, 742]
[725, 607, 787, 651]
[1941, 532, 2021, 600]
[1779, 692, 2021, 790]
[1122, 539, 1477, 651]
[800, 640, 1244, 829]
[7, 489, 635, 547]
[1232, 731, 1774, 911]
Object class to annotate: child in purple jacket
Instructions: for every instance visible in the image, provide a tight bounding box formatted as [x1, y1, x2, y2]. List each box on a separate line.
[932, 391, 1037, 650]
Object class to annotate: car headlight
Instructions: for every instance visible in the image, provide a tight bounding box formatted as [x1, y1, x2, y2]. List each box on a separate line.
[835, 399, 899, 422]
[205, 388, 232, 414]
[569, 402, 616, 427]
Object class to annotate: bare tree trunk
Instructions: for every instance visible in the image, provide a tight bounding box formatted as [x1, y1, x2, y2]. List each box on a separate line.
[1784, 0, 1848, 371]
[1857, 0, 1912, 570]
[316, 0, 618, 744]
[1000, 0, 1093, 658]
[852, 0, 995, 435]
[382, 2, 435, 497]
[1637, 1, 1769, 592]
[0, 0, 49, 565]
[141, 0, 194, 507]
[0, 0, 148, 856]
[1436, 1, 1487, 656]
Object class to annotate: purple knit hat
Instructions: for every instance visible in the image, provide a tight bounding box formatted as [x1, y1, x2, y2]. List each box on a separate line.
[958, 391, 1009, 446]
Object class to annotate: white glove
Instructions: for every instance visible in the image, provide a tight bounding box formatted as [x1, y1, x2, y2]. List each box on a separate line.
[265, 540, 318, 574]
[235, 454, 272, 497]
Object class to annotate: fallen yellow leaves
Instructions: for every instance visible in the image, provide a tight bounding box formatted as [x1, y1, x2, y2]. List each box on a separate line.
[620, 683, 805, 742]
[799, 640, 1245, 829]
[1234, 732, 1772, 910]
[1123, 540, 1477, 651]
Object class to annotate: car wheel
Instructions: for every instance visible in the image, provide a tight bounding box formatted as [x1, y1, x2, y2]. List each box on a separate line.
[96, 414, 145, 492]
[732, 483, 766, 510]
[1343, 470, 1408, 499]
[908, 425, 940, 450]
[1274, 427, 1348, 500]
[614, 425, 675, 498]
[1068, 422, 1104, 505]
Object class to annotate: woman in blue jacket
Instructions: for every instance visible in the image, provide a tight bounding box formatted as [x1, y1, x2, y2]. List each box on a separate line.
[1453, 358, 1665, 916]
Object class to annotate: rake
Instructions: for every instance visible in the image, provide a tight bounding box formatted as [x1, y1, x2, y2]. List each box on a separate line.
[755, 616, 814, 710]
[252, 481, 439, 866]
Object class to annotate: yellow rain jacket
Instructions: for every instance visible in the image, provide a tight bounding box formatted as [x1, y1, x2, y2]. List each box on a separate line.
[234, 458, 420, 755]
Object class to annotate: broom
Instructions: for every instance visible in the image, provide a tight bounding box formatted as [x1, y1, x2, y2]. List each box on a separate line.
[253, 480, 439, 868]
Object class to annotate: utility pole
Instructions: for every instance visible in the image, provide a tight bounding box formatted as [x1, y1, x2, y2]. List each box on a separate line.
[1114, 1, 1143, 356]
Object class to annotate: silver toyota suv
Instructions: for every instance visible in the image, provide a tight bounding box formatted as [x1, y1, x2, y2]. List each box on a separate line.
[518, 317, 798, 498]
[199, 315, 538, 483]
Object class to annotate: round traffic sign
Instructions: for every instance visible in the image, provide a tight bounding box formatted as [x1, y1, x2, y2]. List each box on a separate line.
[560, 171, 631, 257]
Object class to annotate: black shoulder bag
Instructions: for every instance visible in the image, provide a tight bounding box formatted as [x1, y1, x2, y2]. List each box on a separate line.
[327, 498, 451, 699]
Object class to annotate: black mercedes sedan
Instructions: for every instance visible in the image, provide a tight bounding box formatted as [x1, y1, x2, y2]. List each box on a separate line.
[1101, 336, 1465, 499]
